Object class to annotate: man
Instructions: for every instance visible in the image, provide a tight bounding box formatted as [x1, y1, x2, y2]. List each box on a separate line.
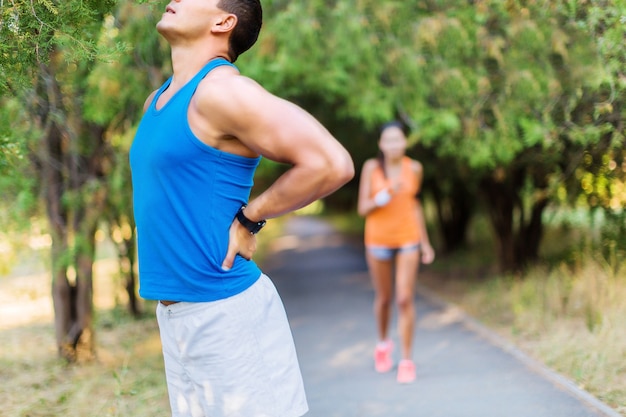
[129, 0, 354, 416]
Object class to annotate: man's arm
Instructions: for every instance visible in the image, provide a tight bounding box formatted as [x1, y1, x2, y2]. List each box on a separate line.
[207, 75, 354, 218]
[196, 72, 354, 267]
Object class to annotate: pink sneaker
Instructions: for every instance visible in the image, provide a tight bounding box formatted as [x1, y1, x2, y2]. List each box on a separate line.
[397, 359, 416, 383]
[374, 341, 393, 373]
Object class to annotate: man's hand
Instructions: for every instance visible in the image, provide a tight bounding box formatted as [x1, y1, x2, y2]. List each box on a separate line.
[221, 219, 257, 271]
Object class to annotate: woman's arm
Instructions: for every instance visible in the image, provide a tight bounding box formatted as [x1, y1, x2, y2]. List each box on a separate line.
[357, 159, 387, 217]
[412, 160, 435, 264]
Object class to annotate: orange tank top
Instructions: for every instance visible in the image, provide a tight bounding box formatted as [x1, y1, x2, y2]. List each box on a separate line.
[364, 157, 421, 247]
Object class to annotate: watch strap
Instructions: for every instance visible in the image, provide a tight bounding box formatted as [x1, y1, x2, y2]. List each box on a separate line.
[235, 205, 266, 234]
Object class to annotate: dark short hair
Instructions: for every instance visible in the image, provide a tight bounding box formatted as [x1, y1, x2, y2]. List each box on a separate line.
[218, 0, 262, 62]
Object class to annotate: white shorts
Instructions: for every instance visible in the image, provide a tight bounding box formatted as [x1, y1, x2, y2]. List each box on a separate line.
[156, 274, 308, 417]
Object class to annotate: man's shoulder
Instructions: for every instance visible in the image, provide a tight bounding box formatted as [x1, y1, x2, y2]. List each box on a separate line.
[199, 67, 260, 95]
[197, 73, 282, 126]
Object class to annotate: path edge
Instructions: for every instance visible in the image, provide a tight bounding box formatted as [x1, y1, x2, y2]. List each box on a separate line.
[415, 283, 623, 417]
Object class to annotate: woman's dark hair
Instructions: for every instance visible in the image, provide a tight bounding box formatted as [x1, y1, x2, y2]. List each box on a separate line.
[379, 120, 409, 137]
[218, 0, 262, 62]
[376, 120, 409, 178]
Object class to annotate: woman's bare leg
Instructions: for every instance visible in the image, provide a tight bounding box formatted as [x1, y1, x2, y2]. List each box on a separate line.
[365, 251, 394, 342]
[394, 249, 420, 360]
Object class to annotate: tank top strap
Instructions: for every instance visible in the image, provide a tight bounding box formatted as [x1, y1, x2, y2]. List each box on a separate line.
[184, 57, 237, 97]
[195, 57, 237, 82]
[148, 58, 237, 113]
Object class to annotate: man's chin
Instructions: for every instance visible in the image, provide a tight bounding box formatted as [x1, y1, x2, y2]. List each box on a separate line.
[156, 21, 171, 36]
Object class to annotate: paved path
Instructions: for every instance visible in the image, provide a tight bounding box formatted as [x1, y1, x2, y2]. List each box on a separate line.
[262, 216, 620, 417]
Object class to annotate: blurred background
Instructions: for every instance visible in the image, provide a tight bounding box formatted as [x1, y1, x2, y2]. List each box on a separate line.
[1, 0, 625, 415]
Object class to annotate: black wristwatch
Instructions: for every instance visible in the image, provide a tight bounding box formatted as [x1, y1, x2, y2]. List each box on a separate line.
[235, 205, 266, 234]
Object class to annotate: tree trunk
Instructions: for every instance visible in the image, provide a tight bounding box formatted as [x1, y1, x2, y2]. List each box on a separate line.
[431, 180, 474, 253]
[481, 168, 550, 273]
[481, 171, 522, 273]
[516, 193, 549, 264]
[110, 217, 141, 317]
[39, 99, 80, 361]
[72, 225, 97, 361]
[123, 236, 140, 317]
[51, 242, 75, 360]
[37, 61, 108, 362]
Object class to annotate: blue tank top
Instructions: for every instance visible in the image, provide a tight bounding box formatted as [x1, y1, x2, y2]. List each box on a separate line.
[129, 58, 262, 302]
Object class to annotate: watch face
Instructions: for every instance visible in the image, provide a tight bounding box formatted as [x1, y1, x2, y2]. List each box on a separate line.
[249, 219, 266, 234]
[253, 220, 266, 233]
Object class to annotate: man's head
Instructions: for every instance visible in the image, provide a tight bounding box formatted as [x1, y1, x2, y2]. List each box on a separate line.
[217, 0, 262, 62]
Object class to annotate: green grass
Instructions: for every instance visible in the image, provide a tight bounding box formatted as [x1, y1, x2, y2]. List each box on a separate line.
[1, 305, 169, 417]
[451, 257, 626, 414]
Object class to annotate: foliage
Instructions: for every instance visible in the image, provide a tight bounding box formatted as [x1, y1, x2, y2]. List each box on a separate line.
[555, 2, 626, 268]
[0, 0, 120, 92]
[242, 0, 604, 166]
[84, 2, 168, 129]
[1, 0, 625, 290]
[0, 0, 123, 173]
[0, 97, 40, 230]
[0, 0, 140, 360]
[237, 0, 623, 270]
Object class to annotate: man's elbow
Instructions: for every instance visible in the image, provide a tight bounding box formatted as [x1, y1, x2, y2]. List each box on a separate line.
[330, 153, 355, 188]
[305, 151, 354, 196]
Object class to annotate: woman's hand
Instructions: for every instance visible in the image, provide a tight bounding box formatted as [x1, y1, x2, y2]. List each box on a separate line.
[420, 243, 435, 265]
[373, 188, 392, 207]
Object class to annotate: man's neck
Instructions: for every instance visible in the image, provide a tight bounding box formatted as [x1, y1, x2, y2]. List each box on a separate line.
[169, 44, 230, 85]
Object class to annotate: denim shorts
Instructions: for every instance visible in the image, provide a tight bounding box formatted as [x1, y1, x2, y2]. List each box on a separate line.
[366, 243, 421, 261]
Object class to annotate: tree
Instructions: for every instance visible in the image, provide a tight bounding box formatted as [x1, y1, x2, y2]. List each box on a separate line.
[562, 2, 626, 265]
[240, 0, 618, 271]
[85, 2, 170, 317]
[2, 0, 120, 361]
[2, 0, 174, 359]
[2, 0, 624, 363]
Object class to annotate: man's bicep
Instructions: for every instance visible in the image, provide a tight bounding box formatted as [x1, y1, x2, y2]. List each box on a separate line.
[205, 76, 336, 163]
[231, 94, 331, 163]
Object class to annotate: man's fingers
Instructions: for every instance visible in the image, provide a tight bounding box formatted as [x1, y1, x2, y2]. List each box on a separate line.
[222, 221, 258, 271]
[221, 247, 236, 271]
